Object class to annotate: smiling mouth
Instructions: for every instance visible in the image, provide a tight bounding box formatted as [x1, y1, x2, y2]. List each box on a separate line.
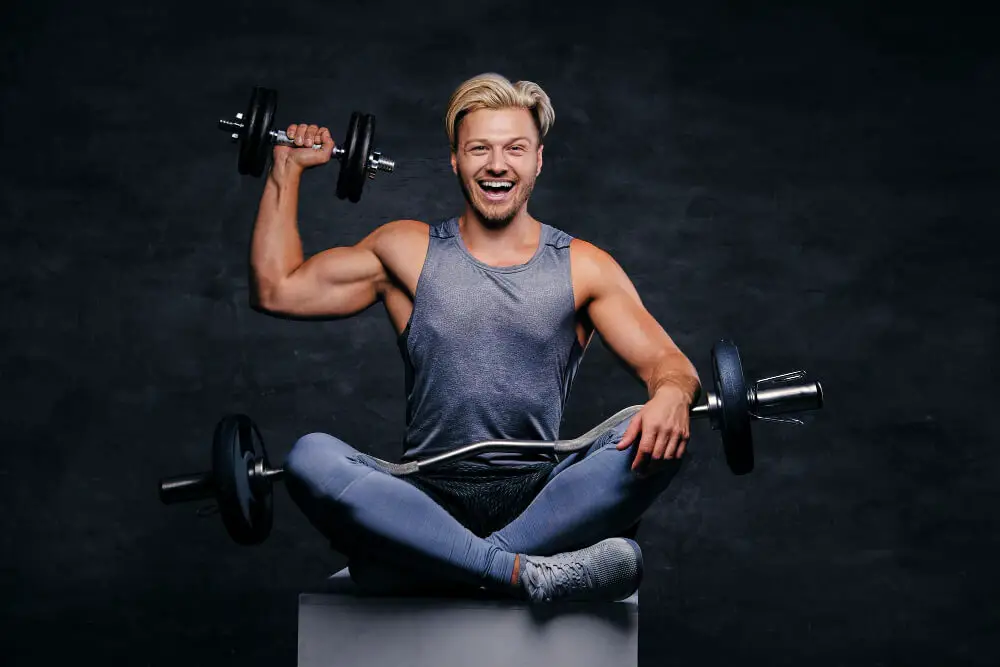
[477, 180, 515, 201]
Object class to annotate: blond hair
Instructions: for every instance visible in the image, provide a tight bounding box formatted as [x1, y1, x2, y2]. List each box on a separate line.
[445, 73, 555, 151]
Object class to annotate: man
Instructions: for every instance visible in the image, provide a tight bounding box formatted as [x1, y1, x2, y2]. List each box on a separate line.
[249, 73, 701, 603]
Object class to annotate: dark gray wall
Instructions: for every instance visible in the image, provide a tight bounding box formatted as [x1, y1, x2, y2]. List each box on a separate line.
[2, 1, 997, 665]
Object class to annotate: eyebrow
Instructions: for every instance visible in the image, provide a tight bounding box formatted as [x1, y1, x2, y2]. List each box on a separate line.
[464, 137, 533, 147]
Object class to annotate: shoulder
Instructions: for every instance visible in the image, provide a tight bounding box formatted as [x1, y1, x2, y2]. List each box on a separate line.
[570, 237, 628, 278]
[360, 220, 432, 296]
[569, 237, 638, 302]
[362, 218, 430, 250]
[358, 219, 430, 271]
[379, 218, 431, 239]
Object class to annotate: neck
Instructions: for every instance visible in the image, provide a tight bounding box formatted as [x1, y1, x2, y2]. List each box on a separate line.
[458, 206, 540, 254]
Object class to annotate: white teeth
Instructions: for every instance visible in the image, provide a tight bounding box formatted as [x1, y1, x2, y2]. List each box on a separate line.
[480, 181, 513, 189]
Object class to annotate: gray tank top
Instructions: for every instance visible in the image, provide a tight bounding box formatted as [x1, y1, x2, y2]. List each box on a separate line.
[397, 217, 586, 465]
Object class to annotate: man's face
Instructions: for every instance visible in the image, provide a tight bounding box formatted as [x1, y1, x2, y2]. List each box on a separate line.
[451, 107, 543, 228]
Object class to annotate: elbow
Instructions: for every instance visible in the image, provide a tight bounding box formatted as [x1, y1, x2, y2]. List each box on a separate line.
[249, 295, 271, 315]
[249, 278, 283, 314]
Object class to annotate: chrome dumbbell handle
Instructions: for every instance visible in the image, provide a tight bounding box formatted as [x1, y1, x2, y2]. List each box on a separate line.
[270, 129, 345, 157]
[218, 114, 345, 155]
[218, 114, 393, 176]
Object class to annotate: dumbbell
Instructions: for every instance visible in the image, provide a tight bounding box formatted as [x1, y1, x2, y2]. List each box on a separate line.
[217, 86, 396, 202]
[158, 340, 824, 545]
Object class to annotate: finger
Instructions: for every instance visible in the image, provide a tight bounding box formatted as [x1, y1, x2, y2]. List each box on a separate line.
[676, 435, 688, 458]
[294, 123, 307, 145]
[616, 416, 642, 450]
[286, 123, 298, 139]
[679, 430, 690, 456]
[632, 427, 657, 472]
[663, 431, 682, 459]
[639, 430, 668, 478]
[630, 435, 648, 471]
[304, 123, 320, 147]
[632, 447, 649, 473]
[651, 428, 671, 461]
[319, 127, 335, 150]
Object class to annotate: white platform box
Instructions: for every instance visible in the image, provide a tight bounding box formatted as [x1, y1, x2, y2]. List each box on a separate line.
[297, 568, 639, 667]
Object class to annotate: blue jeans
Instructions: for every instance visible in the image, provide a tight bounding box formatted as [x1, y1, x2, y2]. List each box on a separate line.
[283, 417, 683, 595]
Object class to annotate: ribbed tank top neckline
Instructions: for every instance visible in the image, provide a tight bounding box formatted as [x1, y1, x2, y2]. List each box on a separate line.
[446, 217, 550, 274]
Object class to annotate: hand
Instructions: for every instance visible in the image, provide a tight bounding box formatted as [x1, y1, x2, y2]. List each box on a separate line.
[615, 386, 691, 478]
[272, 123, 335, 173]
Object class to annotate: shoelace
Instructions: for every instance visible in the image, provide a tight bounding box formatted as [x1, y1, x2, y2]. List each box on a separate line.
[527, 558, 594, 602]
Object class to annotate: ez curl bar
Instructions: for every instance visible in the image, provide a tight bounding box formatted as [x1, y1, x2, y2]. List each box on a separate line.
[158, 340, 824, 545]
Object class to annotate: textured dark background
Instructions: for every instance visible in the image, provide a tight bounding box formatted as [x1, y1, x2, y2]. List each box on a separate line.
[2, 0, 997, 665]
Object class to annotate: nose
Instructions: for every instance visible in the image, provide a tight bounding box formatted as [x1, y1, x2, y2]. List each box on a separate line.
[487, 148, 507, 174]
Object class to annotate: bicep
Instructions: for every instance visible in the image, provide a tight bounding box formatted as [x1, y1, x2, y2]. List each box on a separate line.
[579, 245, 677, 373]
[280, 244, 386, 317]
[263, 229, 389, 319]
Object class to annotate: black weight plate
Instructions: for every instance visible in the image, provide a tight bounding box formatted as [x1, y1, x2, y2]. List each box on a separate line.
[212, 414, 273, 544]
[712, 339, 754, 475]
[346, 114, 375, 203]
[238, 87, 265, 176]
[250, 88, 277, 177]
[336, 112, 362, 200]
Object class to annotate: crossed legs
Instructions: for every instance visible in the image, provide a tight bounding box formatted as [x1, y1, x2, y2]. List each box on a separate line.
[283, 418, 683, 596]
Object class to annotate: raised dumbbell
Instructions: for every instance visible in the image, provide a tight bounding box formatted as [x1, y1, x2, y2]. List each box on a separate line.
[217, 86, 396, 202]
[158, 340, 824, 545]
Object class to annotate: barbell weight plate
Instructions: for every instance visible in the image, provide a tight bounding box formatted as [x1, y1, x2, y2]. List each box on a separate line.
[238, 87, 266, 176]
[347, 113, 375, 203]
[251, 88, 277, 178]
[711, 339, 754, 475]
[336, 111, 362, 200]
[212, 414, 274, 544]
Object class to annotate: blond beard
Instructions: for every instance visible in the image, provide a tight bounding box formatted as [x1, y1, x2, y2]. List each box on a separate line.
[457, 174, 535, 229]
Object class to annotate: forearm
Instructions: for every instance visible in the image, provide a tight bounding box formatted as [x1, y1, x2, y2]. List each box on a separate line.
[250, 166, 306, 302]
[646, 349, 702, 405]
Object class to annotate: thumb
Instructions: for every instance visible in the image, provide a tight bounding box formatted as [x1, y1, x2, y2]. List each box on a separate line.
[616, 415, 642, 450]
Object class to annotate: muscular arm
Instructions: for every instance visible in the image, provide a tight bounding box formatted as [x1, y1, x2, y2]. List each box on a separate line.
[249, 165, 417, 319]
[573, 240, 702, 405]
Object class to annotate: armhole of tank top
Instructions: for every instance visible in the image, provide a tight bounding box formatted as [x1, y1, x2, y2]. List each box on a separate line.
[396, 222, 437, 352]
[558, 231, 586, 415]
[560, 232, 580, 318]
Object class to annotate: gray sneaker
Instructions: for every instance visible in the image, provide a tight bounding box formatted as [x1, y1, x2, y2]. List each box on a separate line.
[519, 537, 643, 603]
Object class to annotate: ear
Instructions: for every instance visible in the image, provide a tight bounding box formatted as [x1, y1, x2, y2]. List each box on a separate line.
[536, 144, 544, 177]
[450, 151, 458, 175]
